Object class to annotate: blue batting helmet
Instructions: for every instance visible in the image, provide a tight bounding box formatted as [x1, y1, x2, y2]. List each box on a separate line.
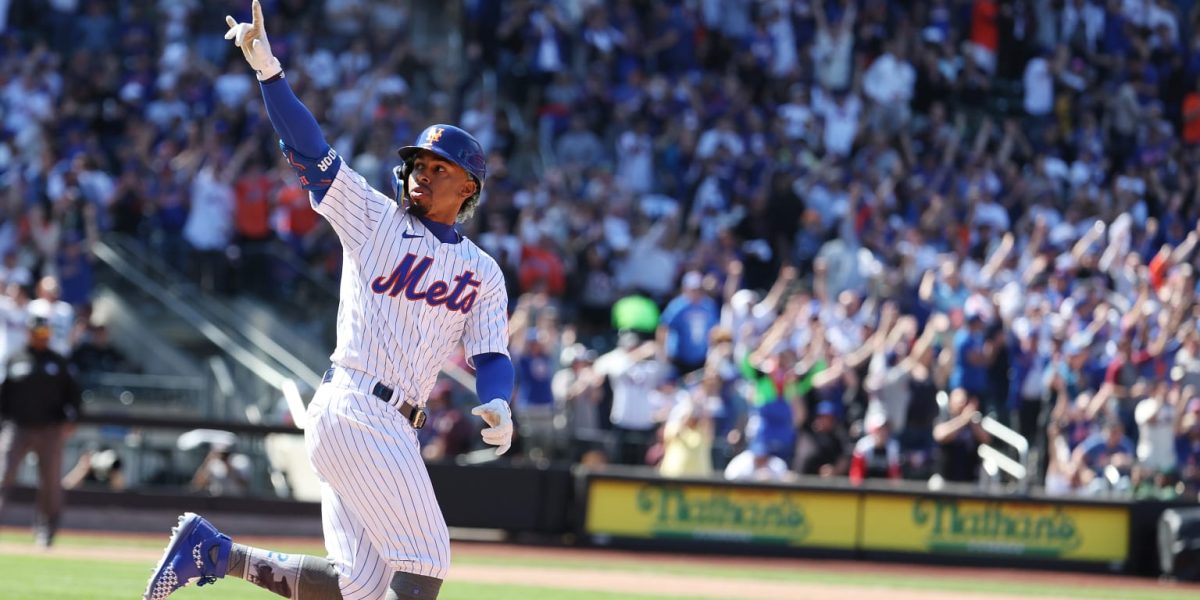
[394, 124, 487, 221]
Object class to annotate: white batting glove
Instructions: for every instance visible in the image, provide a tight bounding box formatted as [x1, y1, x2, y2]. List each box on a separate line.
[224, 0, 283, 81]
[471, 399, 513, 456]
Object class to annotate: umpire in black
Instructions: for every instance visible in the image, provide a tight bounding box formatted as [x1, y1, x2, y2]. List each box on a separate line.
[0, 315, 80, 547]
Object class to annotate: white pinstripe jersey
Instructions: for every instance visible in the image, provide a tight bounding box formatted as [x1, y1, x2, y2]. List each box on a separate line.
[313, 163, 509, 408]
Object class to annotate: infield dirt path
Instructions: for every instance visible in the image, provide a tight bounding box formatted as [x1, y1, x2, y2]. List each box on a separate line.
[449, 563, 1059, 600]
[3, 534, 1199, 600]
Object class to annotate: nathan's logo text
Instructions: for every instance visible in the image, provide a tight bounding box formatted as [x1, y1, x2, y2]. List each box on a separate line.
[635, 485, 809, 543]
[912, 499, 1081, 555]
[371, 253, 481, 313]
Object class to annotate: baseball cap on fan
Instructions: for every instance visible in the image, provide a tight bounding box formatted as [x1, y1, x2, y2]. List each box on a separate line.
[730, 289, 758, 314]
[865, 411, 888, 433]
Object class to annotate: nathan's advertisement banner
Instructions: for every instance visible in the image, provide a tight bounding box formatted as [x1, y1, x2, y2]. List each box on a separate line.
[861, 495, 1129, 562]
[584, 478, 857, 548]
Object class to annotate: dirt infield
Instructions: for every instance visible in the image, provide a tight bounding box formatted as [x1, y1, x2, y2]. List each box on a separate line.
[452, 542, 1200, 599]
[3, 533, 1199, 600]
[453, 563, 1040, 600]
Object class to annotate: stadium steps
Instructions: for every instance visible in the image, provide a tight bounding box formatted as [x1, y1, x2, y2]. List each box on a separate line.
[227, 295, 332, 377]
[93, 235, 322, 420]
[99, 235, 322, 379]
[90, 286, 208, 377]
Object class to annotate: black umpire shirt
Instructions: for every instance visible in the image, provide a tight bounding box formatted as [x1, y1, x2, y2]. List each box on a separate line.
[0, 348, 81, 426]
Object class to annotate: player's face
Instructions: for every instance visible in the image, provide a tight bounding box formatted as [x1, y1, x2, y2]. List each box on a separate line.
[407, 151, 476, 223]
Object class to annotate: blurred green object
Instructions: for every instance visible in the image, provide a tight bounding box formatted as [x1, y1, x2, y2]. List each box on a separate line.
[611, 294, 659, 334]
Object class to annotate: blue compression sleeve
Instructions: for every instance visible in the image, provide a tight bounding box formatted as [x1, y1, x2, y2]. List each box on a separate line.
[473, 352, 514, 404]
[260, 77, 328, 157]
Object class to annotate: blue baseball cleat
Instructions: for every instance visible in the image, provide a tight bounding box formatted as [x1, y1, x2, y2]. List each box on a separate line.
[143, 512, 232, 600]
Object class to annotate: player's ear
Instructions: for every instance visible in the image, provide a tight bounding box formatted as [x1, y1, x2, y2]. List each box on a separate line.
[461, 179, 478, 198]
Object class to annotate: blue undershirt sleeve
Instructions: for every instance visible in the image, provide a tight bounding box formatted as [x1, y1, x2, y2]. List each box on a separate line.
[260, 77, 328, 157]
[473, 352, 514, 404]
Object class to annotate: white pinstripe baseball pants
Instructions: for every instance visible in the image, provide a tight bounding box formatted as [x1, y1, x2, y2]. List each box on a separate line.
[305, 378, 451, 600]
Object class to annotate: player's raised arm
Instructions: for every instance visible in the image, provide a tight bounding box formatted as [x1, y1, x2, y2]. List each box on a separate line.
[224, 0, 335, 184]
[224, 0, 387, 250]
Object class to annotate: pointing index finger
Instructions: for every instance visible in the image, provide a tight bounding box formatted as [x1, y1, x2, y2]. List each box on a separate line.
[252, 0, 263, 28]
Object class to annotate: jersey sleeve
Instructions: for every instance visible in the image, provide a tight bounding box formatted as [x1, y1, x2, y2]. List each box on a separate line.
[312, 163, 391, 251]
[463, 262, 510, 359]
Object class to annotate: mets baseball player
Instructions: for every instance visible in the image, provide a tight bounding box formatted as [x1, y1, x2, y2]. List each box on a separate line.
[143, 3, 515, 599]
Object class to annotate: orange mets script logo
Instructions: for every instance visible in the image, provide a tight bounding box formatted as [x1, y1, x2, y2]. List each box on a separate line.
[423, 127, 445, 147]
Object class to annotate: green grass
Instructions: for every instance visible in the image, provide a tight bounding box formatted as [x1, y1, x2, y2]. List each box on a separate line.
[1, 530, 1197, 600]
[0, 554, 704, 600]
[0, 530, 327, 555]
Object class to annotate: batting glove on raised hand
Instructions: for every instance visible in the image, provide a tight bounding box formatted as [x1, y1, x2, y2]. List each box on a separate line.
[471, 399, 513, 456]
[224, 0, 282, 81]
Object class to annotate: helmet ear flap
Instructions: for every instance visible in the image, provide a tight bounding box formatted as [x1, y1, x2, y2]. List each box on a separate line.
[392, 164, 408, 207]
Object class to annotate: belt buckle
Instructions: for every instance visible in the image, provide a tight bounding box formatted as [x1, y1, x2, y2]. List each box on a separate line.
[410, 406, 427, 430]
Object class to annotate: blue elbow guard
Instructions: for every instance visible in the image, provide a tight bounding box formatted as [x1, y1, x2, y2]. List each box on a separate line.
[280, 140, 341, 192]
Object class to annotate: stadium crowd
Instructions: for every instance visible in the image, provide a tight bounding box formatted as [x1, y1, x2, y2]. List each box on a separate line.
[3, 0, 1200, 500]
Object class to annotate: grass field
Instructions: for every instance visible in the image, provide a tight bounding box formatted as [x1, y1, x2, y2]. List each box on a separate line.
[0, 554, 673, 600]
[1, 530, 1198, 600]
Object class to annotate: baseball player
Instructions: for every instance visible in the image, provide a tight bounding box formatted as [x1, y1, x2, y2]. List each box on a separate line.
[143, 3, 515, 599]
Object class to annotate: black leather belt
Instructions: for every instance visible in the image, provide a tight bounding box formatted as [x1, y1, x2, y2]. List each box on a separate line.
[323, 367, 427, 429]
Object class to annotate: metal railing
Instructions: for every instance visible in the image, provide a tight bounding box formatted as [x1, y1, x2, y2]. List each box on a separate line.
[80, 372, 212, 418]
[104, 234, 330, 382]
[235, 242, 339, 344]
[978, 416, 1031, 494]
[94, 238, 312, 421]
[93, 232, 483, 433]
[60, 416, 304, 500]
